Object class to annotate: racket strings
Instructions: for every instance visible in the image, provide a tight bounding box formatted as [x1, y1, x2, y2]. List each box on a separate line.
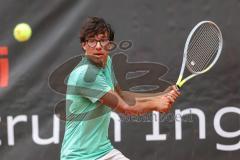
[201, 27, 220, 69]
[186, 24, 220, 73]
[186, 25, 210, 72]
[189, 26, 218, 72]
[188, 25, 218, 72]
[197, 26, 219, 67]
[187, 25, 209, 72]
[190, 25, 219, 72]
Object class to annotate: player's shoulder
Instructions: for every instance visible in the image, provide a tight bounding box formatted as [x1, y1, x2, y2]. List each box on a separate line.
[70, 61, 103, 83]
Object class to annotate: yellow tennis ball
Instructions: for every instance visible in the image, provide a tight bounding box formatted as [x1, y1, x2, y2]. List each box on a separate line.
[13, 23, 32, 42]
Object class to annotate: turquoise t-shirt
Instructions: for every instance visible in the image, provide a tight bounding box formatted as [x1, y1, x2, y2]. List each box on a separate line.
[60, 56, 117, 160]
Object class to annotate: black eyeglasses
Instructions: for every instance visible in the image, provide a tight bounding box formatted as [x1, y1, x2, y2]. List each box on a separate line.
[86, 39, 110, 48]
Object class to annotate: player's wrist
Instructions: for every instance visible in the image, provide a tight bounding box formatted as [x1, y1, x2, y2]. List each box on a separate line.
[150, 100, 158, 111]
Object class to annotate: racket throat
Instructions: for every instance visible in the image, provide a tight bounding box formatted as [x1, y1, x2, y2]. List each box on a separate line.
[176, 79, 186, 89]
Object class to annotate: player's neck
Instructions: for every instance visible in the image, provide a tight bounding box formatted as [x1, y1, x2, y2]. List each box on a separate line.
[85, 54, 107, 68]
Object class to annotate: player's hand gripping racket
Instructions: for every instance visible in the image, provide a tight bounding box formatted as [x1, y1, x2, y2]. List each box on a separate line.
[176, 21, 223, 89]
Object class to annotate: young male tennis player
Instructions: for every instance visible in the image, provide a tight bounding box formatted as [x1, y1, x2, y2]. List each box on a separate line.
[60, 17, 180, 160]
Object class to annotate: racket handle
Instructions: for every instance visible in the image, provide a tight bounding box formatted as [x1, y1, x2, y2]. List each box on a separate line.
[176, 84, 181, 90]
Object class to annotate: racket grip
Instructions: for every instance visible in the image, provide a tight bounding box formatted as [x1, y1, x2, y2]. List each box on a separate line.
[176, 84, 181, 90]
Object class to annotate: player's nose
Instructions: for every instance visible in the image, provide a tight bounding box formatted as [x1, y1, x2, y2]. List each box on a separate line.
[95, 42, 102, 51]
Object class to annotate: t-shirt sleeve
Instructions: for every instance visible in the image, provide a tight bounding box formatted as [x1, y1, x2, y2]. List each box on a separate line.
[108, 56, 118, 88]
[75, 66, 111, 103]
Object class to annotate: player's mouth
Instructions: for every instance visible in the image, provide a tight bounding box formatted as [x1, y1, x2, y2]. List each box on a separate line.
[94, 53, 105, 57]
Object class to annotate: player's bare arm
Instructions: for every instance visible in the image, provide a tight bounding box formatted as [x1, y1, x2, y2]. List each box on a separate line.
[99, 85, 180, 115]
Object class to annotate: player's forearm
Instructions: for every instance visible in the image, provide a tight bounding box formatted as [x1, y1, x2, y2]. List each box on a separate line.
[119, 98, 156, 115]
[115, 90, 161, 115]
[118, 90, 163, 104]
[115, 83, 167, 98]
[101, 87, 179, 115]
[100, 90, 153, 115]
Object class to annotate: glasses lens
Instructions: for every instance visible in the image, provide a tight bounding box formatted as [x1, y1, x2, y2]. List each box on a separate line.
[100, 39, 109, 47]
[87, 39, 109, 48]
[87, 39, 97, 47]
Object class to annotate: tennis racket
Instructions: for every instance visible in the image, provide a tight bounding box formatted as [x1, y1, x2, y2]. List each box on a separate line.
[176, 20, 223, 89]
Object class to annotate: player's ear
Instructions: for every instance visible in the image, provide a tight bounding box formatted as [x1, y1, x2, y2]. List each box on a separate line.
[81, 42, 87, 50]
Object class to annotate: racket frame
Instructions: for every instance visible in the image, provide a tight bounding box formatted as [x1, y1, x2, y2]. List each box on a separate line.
[176, 21, 223, 88]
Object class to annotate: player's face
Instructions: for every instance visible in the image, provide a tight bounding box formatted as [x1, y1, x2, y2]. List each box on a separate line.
[82, 32, 110, 67]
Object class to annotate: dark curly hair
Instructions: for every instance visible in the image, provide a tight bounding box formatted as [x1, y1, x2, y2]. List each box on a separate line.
[80, 17, 114, 43]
